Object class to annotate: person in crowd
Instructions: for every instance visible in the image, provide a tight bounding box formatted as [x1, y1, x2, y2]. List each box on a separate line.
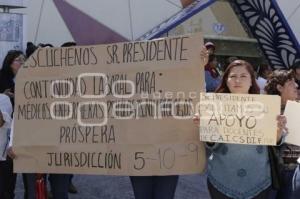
[60, 41, 78, 195]
[256, 63, 272, 94]
[0, 50, 25, 104]
[205, 54, 220, 92]
[0, 94, 13, 199]
[205, 42, 216, 55]
[223, 56, 239, 72]
[2, 45, 70, 199]
[129, 44, 183, 199]
[25, 42, 37, 58]
[128, 42, 211, 199]
[292, 61, 300, 87]
[204, 42, 221, 92]
[265, 70, 300, 199]
[38, 43, 54, 48]
[290, 61, 300, 198]
[292, 61, 300, 99]
[61, 41, 77, 47]
[194, 60, 287, 199]
[8, 43, 71, 199]
[0, 50, 25, 199]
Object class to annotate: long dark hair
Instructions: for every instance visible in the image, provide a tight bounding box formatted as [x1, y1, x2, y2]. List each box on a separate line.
[0, 50, 24, 79]
[215, 60, 260, 94]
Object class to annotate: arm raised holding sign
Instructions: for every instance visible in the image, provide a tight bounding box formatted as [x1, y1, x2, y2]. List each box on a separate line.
[196, 60, 284, 199]
[276, 115, 288, 143]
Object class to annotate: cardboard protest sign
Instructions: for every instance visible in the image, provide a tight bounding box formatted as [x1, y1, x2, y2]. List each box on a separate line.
[199, 93, 280, 145]
[13, 33, 206, 175]
[284, 100, 300, 146]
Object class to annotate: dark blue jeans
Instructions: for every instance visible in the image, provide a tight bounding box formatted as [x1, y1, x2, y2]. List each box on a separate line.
[0, 157, 16, 199]
[25, 173, 70, 199]
[291, 165, 300, 199]
[276, 169, 295, 199]
[130, 175, 178, 199]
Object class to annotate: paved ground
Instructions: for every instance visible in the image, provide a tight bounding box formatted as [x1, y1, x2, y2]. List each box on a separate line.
[15, 174, 210, 199]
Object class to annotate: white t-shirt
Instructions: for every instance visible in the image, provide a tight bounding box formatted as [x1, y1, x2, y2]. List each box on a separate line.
[0, 94, 12, 161]
[256, 77, 267, 94]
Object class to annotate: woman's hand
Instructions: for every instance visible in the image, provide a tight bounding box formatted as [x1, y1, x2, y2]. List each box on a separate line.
[7, 147, 16, 159]
[193, 113, 200, 126]
[276, 115, 288, 142]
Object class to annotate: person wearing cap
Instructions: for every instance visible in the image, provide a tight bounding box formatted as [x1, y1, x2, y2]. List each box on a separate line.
[204, 42, 216, 55]
[205, 54, 220, 92]
[204, 43, 220, 92]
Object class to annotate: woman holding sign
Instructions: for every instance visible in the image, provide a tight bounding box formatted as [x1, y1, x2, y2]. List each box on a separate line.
[0, 50, 25, 199]
[265, 70, 300, 199]
[194, 60, 286, 199]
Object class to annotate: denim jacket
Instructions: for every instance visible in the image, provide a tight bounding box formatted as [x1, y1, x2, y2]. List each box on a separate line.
[205, 71, 220, 92]
[207, 143, 271, 199]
